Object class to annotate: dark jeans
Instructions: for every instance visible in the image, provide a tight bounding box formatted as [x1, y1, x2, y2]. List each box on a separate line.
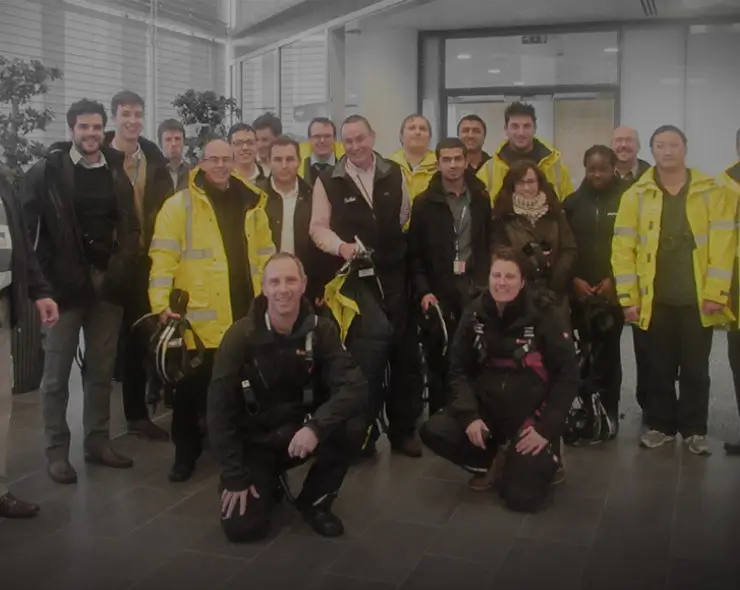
[646, 303, 713, 437]
[172, 349, 215, 464]
[728, 330, 740, 421]
[420, 408, 497, 473]
[632, 326, 651, 411]
[220, 414, 366, 543]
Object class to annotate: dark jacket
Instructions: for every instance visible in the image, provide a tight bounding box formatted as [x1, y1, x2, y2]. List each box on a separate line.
[491, 202, 577, 297]
[20, 142, 141, 309]
[470, 151, 492, 173]
[257, 177, 326, 301]
[103, 132, 174, 249]
[408, 171, 491, 312]
[621, 158, 652, 185]
[563, 176, 627, 286]
[448, 288, 580, 441]
[208, 296, 369, 490]
[0, 173, 52, 326]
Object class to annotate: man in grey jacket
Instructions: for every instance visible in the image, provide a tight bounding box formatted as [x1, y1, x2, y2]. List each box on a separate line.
[0, 172, 58, 518]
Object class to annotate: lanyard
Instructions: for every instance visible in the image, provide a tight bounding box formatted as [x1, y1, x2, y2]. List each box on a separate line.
[454, 204, 468, 259]
[354, 173, 373, 206]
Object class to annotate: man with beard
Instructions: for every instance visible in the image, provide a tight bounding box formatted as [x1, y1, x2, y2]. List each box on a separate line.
[22, 99, 140, 483]
[457, 114, 491, 172]
[106, 90, 173, 442]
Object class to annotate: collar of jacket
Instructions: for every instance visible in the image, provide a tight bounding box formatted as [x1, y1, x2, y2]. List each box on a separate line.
[388, 149, 438, 174]
[725, 161, 740, 186]
[331, 152, 393, 180]
[46, 140, 125, 169]
[494, 138, 561, 169]
[570, 176, 625, 202]
[260, 176, 312, 202]
[299, 140, 345, 162]
[634, 167, 718, 195]
[102, 131, 169, 169]
[231, 168, 269, 203]
[425, 170, 488, 203]
[189, 167, 263, 209]
[245, 294, 317, 345]
[476, 286, 545, 331]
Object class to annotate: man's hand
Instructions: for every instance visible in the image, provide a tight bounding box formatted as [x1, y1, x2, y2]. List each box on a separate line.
[221, 486, 260, 519]
[572, 278, 594, 302]
[594, 278, 616, 299]
[314, 297, 325, 307]
[159, 308, 181, 323]
[465, 419, 490, 450]
[701, 300, 724, 315]
[35, 298, 59, 327]
[421, 293, 439, 312]
[515, 426, 549, 456]
[288, 426, 319, 459]
[338, 242, 357, 262]
[623, 305, 640, 323]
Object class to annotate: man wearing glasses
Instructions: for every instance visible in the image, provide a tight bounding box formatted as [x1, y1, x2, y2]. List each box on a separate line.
[148, 138, 275, 482]
[300, 118, 342, 186]
[228, 123, 268, 186]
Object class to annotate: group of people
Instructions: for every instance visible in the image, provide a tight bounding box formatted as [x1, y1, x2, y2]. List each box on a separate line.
[1, 91, 740, 543]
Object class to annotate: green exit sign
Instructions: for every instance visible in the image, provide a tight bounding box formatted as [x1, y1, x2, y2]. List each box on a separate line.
[521, 34, 548, 45]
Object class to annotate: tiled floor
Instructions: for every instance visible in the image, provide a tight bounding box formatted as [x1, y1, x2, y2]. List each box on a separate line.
[2, 333, 740, 590]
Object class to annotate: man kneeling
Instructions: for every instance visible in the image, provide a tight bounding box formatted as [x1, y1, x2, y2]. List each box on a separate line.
[208, 253, 369, 543]
[420, 247, 579, 512]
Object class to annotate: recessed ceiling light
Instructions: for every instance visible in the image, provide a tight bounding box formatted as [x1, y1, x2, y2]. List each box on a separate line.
[457, 53, 471, 60]
[488, 68, 501, 74]
[603, 47, 619, 53]
[513, 81, 525, 86]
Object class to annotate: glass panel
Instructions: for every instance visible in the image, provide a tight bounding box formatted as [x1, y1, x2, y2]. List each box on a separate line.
[345, 28, 362, 112]
[445, 32, 619, 89]
[420, 35, 442, 141]
[280, 34, 328, 141]
[241, 50, 278, 126]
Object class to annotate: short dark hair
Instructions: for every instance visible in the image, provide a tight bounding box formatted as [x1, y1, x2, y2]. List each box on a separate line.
[491, 245, 534, 281]
[649, 125, 687, 148]
[583, 145, 617, 167]
[227, 122, 256, 142]
[307, 117, 336, 139]
[252, 112, 282, 136]
[457, 114, 487, 136]
[110, 90, 145, 117]
[66, 99, 107, 129]
[399, 113, 432, 139]
[342, 114, 374, 135]
[504, 102, 537, 126]
[435, 138, 468, 160]
[268, 135, 301, 159]
[157, 118, 185, 144]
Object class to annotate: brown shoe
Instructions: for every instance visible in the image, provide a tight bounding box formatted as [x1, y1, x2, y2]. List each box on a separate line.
[468, 451, 506, 492]
[391, 434, 423, 458]
[0, 493, 40, 519]
[47, 460, 78, 484]
[84, 447, 134, 469]
[128, 419, 170, 441]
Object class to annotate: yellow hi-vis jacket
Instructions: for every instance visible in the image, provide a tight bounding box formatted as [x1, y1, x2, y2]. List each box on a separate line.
[611, 168, 736, 330]
[148, 169, 276, 349]
[389, 149, 438, 203]
[718, 162, 740, 326]
[476, 139, 574, 204]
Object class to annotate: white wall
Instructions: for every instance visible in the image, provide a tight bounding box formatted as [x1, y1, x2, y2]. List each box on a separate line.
[353, 21, 419, 156]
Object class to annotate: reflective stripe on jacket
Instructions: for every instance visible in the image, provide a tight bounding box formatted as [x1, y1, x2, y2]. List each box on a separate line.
[718, 163, 740, 326]
[611, 168, 736, 330]
[476, 139, 574, 204]
[148, 169, 275, 349]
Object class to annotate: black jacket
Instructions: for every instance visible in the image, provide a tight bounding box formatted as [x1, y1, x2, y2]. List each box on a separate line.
[208, 296, 369, 490]
[257, 178, 326, 301]
[448, 288, 580, 441]
[0, 173, 52, 326]
[621, 158, 652, 186]
[563, 177, 627, 286]
[469, 151, 492, 173]
[103, 132, 174, 249]
[408, 171, 491, 312]
[20, 142, 141, 309]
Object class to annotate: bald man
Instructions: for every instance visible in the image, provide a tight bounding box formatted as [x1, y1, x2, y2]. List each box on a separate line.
[148, 138, 275, 482]
[612, 126, 652, 184]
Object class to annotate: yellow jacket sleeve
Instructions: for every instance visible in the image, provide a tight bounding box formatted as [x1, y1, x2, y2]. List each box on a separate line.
[704, 186, 737, 305]
[611, 187, 641, 308]
[246, 207, 276, 297]
[148, 195, 185, 313]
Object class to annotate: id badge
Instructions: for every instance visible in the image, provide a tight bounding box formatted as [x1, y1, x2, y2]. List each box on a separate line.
[359, 267, 375, 278]
[453, 259, 466, 275]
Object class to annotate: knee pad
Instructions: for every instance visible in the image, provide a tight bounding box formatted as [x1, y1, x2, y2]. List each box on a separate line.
[498, 444, 558, 513]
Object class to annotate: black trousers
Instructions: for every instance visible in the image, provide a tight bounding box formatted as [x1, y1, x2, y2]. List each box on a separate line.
[172, 349, 215, 463]
[632, 326, 651, 411]
[647, 303, 713, 437]
[220, 414, 366, 543]
[572, 303, 624, 417]
[728, 330, 740, 421]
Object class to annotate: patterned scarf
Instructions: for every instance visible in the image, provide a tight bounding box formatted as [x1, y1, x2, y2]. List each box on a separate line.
[513, 191, 548, 225]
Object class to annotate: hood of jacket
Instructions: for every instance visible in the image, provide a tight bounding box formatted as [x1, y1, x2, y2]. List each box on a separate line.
[242, 294, 317, 346]
[102, 131, 169, 169]
[495, 138, 561, 167]
[189, 167, 264, 210]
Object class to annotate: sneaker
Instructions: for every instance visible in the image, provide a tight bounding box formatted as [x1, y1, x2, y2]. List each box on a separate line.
[640, 430, 675, 449]
[685, 435, 712, 456]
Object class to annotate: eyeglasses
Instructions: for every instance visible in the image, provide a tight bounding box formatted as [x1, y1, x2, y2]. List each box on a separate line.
[202, 156, 233, 165]
[231, 139, 255, 148]
[310, 134, 334, 141]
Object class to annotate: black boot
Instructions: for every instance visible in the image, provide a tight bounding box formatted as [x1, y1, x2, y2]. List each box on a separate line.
[168, 460, 195, 483]
[298, 496, 344, 538]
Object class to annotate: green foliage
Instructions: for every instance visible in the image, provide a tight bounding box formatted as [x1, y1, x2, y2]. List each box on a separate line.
[0, 56, 63, 183]
[172, 89, 241, 163]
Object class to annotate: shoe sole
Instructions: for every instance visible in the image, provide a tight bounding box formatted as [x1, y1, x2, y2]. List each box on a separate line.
[640, 437, 676, 449]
